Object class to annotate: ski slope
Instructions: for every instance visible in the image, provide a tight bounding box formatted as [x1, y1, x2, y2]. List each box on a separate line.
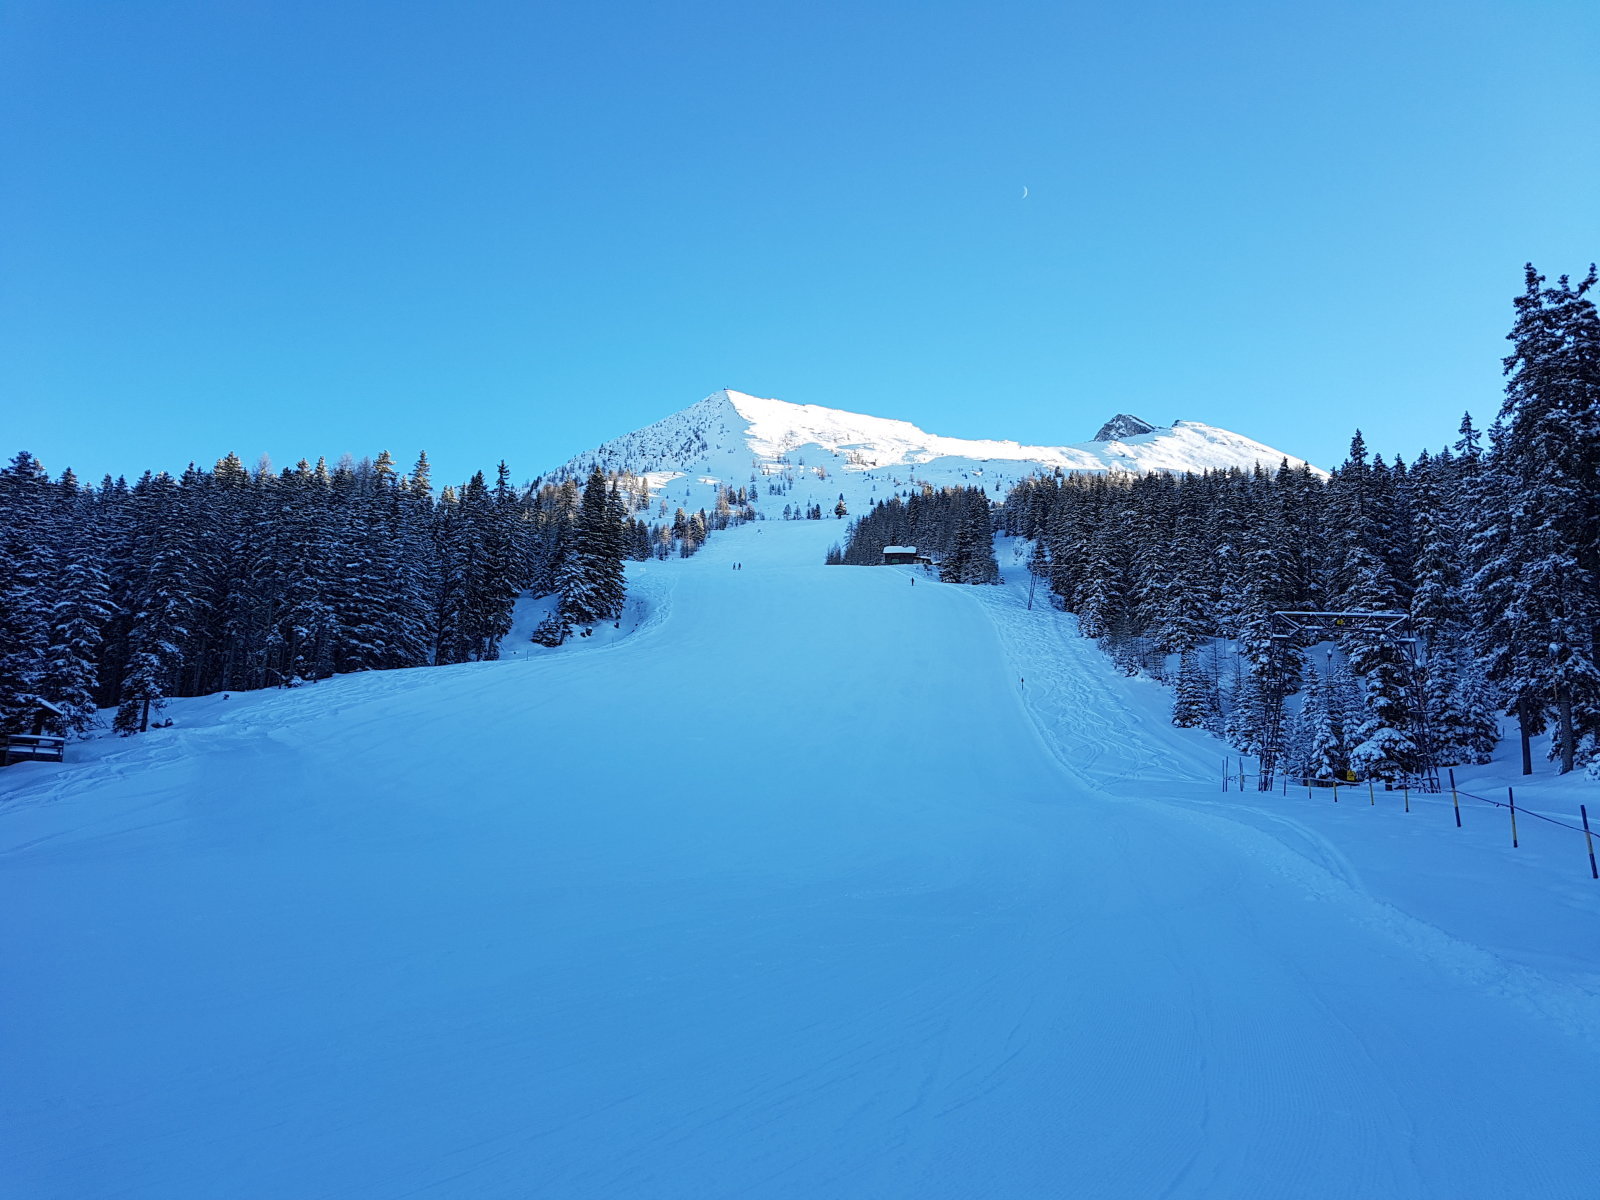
[4, 519, 1599, 1199]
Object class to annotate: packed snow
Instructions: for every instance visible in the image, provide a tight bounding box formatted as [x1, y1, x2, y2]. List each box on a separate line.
[4, 511, 1598, 1199]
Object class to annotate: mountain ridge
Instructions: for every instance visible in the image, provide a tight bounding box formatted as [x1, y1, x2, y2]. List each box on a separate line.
[548, 389, 1324, 489]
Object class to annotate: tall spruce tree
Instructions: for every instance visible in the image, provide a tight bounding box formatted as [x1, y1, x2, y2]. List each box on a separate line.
[1492, 264, 1600, 772]
[558, 467, 627, 627]
[1172, 651, 1214, 728]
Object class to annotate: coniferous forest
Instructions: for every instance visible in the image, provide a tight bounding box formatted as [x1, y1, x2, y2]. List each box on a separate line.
[848, 264, 1600, 780]
[0, 451, 745, 740]
[828, 485, 1001, 584]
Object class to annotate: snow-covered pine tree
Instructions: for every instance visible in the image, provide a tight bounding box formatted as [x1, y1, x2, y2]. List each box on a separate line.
[1427, 656, 1500, 766]
[1073, 514, 1127, 638]
[557, 467, 627, 627]
[376, 454, 434, 670]
[1491, 264, 1600, 772]
[1147, 538, 1211, 653]
[0, 452, 54, 736]
[956, 489, 999, 584]
[1465, 414, 1544, 772]
[451, 467, 527, 661]
[1224, 660, 1270, 758]
[276, 460, 338, 682]
[1171, 650, 1213, 728]
[43, 548, 115, 734]
[112, 489, 195, 730]
[1343, 555, 1421, 784]
[1279, 707, 1312, 783]
[1301, 669, 1347, 781]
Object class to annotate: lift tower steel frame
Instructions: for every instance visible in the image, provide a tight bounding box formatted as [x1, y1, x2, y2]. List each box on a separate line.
[1257, 611, 1440, 794]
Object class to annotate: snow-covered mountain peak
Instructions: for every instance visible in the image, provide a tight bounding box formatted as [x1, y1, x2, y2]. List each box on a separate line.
[716, 388, 1031, 466]
[555, 389, 1318, 477]
[1093, 413, 1158, 442]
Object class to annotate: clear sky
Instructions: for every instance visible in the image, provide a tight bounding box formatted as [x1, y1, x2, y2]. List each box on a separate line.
[3, 0, 1596, 486]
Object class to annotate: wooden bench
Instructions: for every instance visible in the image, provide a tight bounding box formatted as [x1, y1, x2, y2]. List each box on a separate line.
[4, 733, 66, 766]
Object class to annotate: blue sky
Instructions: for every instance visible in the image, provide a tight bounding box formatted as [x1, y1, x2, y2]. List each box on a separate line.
[3, 0, 1596, 485]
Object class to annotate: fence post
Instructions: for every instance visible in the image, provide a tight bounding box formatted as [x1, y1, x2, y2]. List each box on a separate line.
[1583, 805, 1598, 880]
[1508, 787, 1519, 849]
[1449, 768, 1461, 828]
[1222, 757, 1228, 793]
[1404, 785, 1410, 813]
[1369, 779, 1375, 806]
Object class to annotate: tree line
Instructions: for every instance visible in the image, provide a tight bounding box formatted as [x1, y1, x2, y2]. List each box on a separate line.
[1003, 264, 1598, 780]
[0, 451, 724, 741]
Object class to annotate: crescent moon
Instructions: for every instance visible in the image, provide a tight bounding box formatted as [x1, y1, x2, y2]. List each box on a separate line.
[1021, 186, 1029, 199]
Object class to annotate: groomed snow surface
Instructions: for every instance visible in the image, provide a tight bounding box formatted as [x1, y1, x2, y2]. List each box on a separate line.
[5, 519, 1599, 1199]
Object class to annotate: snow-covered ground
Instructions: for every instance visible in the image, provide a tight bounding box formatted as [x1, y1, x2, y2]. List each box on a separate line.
[4, 517, 1598, 1198]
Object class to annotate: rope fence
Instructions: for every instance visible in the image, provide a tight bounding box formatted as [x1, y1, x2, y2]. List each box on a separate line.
[1222, 757, 1600, 881]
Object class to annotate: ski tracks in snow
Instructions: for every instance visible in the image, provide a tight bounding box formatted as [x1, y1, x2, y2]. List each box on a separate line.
[0, 570, 680, 855]
[8, 526, 1600, 1199]
[960, 559, 1600, 1058]
[963, 574, 1215, 792]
